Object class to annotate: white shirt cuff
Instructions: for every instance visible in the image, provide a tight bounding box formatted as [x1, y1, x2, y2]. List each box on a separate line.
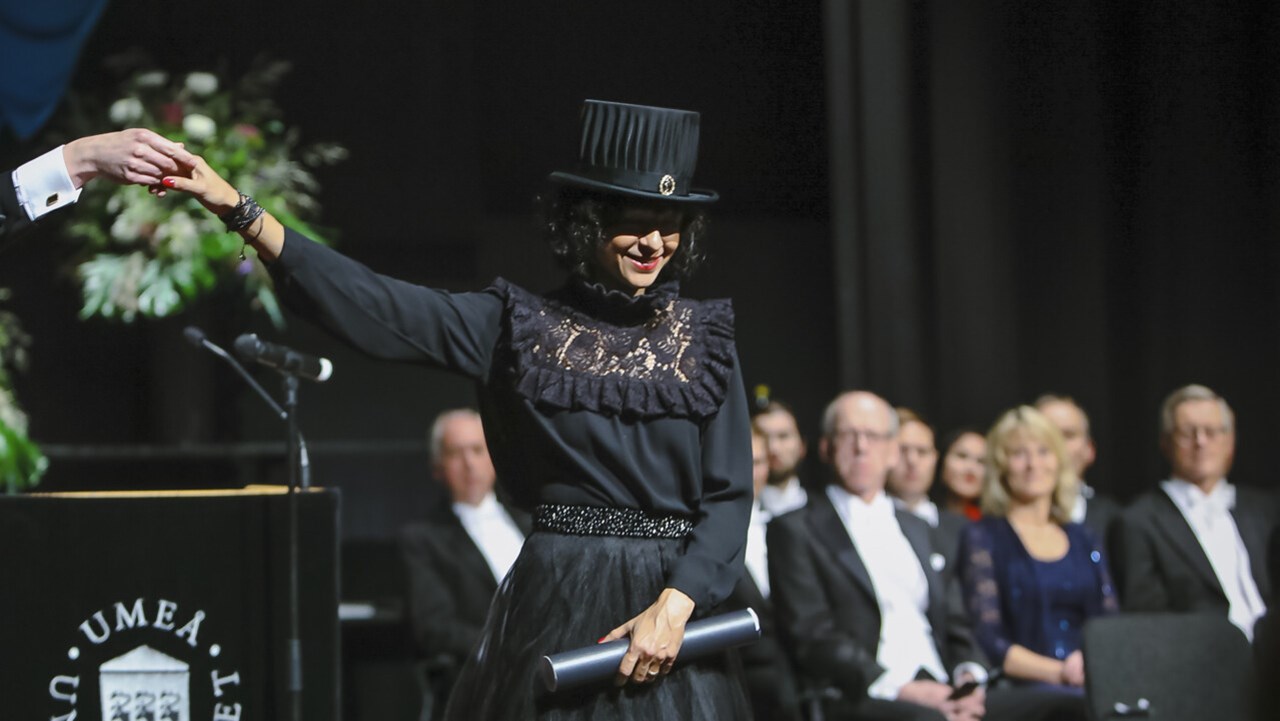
[867, 666, 915, 701]
[13, 146, 82, 222]
[951, 662, 990, 686]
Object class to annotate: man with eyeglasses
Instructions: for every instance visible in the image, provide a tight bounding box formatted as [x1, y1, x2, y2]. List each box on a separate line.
[768, 391, 1082, 720]
[1114, 384, 1275, 640]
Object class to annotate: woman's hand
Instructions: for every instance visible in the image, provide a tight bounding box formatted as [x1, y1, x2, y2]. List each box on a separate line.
[1060, 650, 1085, 687]
[159, 154, 286, 260]
[600, 587, 695, 686]
[159, 154, 241, 216]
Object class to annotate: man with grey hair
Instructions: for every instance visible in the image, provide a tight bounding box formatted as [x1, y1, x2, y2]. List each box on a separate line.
[1114, 384, 1275, 640]
[769, 391, 1080, 720]
[399, 408, 529, 718]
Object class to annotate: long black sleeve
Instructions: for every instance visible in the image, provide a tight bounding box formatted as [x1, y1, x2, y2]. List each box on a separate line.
[268, 228, 503, 375]
[665, 350, 753, 610]
[0, 169, 33, 243]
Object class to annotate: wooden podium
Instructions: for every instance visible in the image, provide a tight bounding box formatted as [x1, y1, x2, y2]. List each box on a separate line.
[0, 486, 340, 721]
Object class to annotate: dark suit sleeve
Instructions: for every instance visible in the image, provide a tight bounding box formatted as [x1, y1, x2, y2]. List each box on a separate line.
[1112, 505, 1171, 612]
[767, 513, 882, 698]
[267, 227, 503, 377]
[398, 525, 484, 660]
[0, 168, 33, 243]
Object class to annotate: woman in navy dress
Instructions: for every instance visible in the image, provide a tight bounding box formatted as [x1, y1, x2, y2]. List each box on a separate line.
[957, 406, 1118, 694]
[163, 100, 753, 720]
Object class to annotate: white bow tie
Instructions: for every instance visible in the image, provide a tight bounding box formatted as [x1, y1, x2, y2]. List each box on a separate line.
[1189, 484, 1236, 522]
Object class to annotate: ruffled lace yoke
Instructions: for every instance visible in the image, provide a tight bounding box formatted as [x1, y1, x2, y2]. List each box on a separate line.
[491, 276, 736, 421]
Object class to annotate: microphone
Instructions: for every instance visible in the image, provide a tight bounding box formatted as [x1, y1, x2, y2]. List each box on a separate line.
[234, 333, 334, 383]
[539, 608, 760, 693]
[184, 326, 287, 420]
[183, 325, 211, 349]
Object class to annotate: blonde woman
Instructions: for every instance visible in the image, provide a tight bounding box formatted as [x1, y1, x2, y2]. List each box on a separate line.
[957, 406, 1118, 695]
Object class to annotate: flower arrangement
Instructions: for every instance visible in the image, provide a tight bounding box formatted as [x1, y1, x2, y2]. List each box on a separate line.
[60, 54, 347, 327]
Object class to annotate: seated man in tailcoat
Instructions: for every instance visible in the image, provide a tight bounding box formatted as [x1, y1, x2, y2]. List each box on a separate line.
[399, 408, 529, 717]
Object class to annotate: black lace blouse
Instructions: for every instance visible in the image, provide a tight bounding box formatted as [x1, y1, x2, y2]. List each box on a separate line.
[267, 229, 753, 610]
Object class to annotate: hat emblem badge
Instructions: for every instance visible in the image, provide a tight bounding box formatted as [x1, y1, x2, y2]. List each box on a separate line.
[658, 174, 676, 196]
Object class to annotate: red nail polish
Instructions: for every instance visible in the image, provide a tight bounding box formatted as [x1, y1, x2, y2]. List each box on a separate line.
[597, 636, 607, 644]
[162, 177, 176, 188]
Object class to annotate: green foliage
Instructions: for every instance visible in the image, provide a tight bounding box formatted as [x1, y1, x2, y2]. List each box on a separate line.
[62, 55, 347, 327]
[0, 296, 46, 492]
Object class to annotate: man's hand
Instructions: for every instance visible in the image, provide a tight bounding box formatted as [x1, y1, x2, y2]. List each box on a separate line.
[898, 680, 986, 720]
[948, 685, 986, 720]
[897, 680, 955, 710]
[62, 129, 196, 189]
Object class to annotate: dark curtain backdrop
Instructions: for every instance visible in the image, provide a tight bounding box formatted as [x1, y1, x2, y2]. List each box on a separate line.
[0, 1, 1276, 534]
[834, 0, 1280, 500]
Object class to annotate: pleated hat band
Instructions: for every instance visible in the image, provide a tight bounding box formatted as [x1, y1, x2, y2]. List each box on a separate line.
[548, 99, 718, 204]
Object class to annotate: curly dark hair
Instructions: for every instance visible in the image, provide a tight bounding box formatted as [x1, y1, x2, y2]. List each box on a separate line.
[539, 186, 709, 281]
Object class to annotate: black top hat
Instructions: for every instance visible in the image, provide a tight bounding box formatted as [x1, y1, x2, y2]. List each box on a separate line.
[548, 100, 718, 204]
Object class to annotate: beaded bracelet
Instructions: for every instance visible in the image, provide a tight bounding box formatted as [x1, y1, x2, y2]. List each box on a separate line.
[218, 192, 267, 260]
[218, 192, 266, 232]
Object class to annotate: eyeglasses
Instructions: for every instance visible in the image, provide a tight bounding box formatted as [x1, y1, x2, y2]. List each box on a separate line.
[831, 428, 894, 445]
[1171, 425, 1230, 447]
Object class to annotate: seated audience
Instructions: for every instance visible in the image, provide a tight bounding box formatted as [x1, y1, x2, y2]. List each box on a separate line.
[887, 407, 969, 567]
[1114, 385, 1275, 640]
[399, 409, 529, 718]
[938, 428, 987, 521]
[753, 399, 810, 516]
[723, 425, 800, 721]
[1034, 394, 1122, 547]
[957, 406, 1118, 693]
[768, 391, 1083, 721]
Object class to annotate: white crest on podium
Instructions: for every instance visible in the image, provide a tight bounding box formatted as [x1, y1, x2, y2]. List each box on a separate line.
[99, 645, 190, 721]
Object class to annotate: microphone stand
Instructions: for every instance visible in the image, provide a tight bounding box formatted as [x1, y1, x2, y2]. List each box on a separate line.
[184, 328, 308, 721]
[283, 374, 303, 721]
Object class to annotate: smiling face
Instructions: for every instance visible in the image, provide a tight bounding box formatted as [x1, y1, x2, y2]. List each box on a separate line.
[941, 432, 987, 502]
[594, 205, 683, 295]
[1000, 429, 1060, 505]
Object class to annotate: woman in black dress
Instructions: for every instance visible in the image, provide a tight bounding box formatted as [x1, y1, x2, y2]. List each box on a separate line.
[163, 100, 753, 719]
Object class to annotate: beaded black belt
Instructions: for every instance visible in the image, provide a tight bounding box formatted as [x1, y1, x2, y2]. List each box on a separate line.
[533, 504, 694, 539]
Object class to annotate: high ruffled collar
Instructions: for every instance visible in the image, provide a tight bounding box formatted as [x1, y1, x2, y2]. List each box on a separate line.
[564, 274, 681, 323]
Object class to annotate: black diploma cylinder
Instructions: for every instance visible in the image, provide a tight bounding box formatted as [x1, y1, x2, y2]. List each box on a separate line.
[539, 608, 761, 693]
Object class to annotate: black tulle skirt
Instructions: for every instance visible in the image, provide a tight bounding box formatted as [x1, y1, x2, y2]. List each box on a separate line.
[444, 531, 751, 720]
